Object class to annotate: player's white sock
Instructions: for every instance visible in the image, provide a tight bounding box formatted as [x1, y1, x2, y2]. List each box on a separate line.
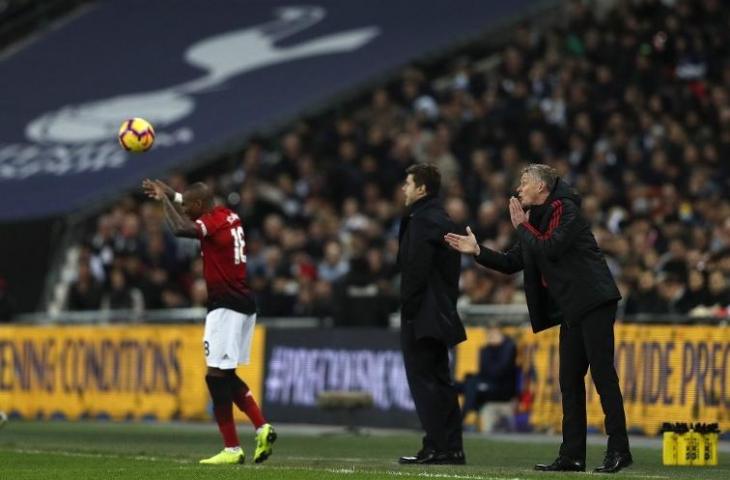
[225, 446, 242, 454]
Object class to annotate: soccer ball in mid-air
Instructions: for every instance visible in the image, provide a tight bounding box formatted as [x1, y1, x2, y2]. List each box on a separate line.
[118, 117, 155, 152]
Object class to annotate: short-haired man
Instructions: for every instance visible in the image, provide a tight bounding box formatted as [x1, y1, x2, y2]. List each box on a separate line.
[445, 164, 632, 473]
[398, 164, 466, 465]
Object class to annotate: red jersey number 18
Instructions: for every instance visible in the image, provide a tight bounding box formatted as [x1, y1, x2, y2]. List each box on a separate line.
[231, 226, 247, 264]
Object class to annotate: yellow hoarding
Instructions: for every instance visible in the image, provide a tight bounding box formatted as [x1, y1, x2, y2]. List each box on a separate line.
[457, 324, 730, 435]
[0, 325, 265, 422]
[3, 322, 727, 435]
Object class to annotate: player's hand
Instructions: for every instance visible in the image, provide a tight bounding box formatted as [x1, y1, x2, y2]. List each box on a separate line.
[154, 179, 176, 199]
[509, 196, 529, 229]
[142, 178, 165, 200]
[143, 179, 175, 201]
[444, 226, 480, 255]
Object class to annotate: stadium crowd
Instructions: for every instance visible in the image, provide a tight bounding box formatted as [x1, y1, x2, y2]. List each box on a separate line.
[65, 0, 730, 322]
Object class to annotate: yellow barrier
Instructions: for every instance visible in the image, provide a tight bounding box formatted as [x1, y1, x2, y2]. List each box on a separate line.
[457, 324, 730, 435]
[663, 423, 720, 467]
[662, 431, 678, 465]
[2, 322, 727, 435]
[704, 431, 719, 466]
[0, 325, 265, 422]
[678, 429, 704, 466]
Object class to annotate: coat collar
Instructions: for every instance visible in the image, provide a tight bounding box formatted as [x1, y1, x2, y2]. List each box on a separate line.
[407, 194, 438, 216]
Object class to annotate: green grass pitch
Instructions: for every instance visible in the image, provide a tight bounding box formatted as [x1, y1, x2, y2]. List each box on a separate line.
[0, 421, 727, 480]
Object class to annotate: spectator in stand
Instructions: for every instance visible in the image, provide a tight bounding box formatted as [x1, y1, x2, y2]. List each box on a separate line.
[706, 270, 730, 308]
[656, 273, 695, 314]
[458, 327, 517, 429]
[625, 272, 664, 316]
[101, 268, 144, 314]
[318, 240, 349, 283]
[66, 260, 103, 311]
[683, 270, 709, 312]
[333, 255, 390, 327]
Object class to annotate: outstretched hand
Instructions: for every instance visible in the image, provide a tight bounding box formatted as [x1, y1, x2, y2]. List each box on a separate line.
[142, 179, 164, 200]
[444, 226, 480, 255]
[143, 179, 174, 201]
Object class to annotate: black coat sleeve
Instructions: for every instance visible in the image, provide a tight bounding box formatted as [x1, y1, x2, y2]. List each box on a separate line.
[516, 199, 580, 260]
[400, 217, 438, 318]
[474, 241, 524, 274]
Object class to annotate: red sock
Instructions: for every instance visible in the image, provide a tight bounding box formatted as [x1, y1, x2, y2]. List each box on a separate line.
[233, 388, 266, 429]
[213, 403, 240, 448]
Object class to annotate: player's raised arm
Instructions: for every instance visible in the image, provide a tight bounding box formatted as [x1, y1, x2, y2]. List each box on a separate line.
[143, 178, 175, 202]
[143, 179, 198, 238]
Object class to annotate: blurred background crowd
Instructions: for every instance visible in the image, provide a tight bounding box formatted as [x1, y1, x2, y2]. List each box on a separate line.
[62, 0, 730, 323]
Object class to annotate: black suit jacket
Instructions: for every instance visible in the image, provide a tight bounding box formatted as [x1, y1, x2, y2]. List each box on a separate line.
[475, 179, 621, 332]
[399, 196, 466, 347]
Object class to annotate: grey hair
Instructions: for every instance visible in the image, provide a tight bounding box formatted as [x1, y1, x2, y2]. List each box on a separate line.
[520, 164, 558, 190]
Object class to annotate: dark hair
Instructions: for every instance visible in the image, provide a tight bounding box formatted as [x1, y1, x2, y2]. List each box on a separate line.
[406, 164, 441, 196]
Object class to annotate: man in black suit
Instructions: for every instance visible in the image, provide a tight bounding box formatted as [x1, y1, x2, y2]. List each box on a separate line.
[397, 164, 467, 465]
[445, 164, 632, 474]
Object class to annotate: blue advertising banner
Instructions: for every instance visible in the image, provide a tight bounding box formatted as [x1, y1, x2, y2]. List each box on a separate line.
[0, 0, 539, 220]
[262, 328, 419, 428]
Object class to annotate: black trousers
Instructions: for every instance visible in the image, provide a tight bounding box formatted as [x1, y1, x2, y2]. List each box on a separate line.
[558, 301, 629, 461]
[401, 325, 463, 453]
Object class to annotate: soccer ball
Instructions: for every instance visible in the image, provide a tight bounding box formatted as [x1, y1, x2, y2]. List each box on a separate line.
[0, 411, 7, 430]
[118, 117, 155, 152]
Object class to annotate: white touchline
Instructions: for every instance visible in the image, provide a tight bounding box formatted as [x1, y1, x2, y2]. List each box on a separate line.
[4, 448, 188, 464]
[253, 464, 527, 480]
[4, 450, 523, 479]
[4, 448, 673, 480]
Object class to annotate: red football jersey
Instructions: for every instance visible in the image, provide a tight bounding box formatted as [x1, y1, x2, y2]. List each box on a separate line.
[194, 206, 256, 313]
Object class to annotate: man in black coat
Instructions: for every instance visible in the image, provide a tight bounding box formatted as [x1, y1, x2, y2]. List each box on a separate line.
[398, 164, 467, 465]
[445, 164, 632, 474]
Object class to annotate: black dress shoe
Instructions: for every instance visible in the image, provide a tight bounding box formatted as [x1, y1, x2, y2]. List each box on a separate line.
[594, 451, 632, 473]
[534, 456, 586, 472]
[423, 450, 465, 465]
[399, 450, 466, 465]
[399, 449, 431, 464]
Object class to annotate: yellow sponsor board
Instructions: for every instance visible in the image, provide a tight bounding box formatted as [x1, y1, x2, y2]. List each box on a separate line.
[0, 325, 265, 422]
[457, 324, 730, 435]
